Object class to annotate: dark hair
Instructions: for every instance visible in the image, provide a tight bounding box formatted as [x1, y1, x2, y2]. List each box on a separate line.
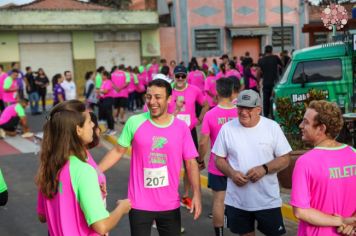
[25, 66, 31, 71]
[64, 71, 70, 76]
[216, 78, 233, 98]
[202, 57, 207, 63]
[160, 65, 170, 76]
[228, 60, 236, 70]
[133, 66, 139, 74]
[87, 112, 100, 149]
[228, 76, 241, 93]
[219, 63, 226, 74]
[52, 73, 62, 90]
[110, 66, 117, 74]
[245, 51, 250, 57]
[85, 71, 93, 81]
[148, 79, 172, 97]
[213, 58, 217, 65]
[102, 71, 110, 80]
[36, 100, 87, 198]
[118, 64, 125, 70]
[160, 58, 167, 64]
[96, 66, 105, 73]
[11, 62, 17, 67]
[265, 45, 273, 54]
[0, 64, 3, 70]
[11, 69, 19, 74]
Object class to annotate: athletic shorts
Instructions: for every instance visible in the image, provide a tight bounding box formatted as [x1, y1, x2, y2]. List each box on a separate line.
[129, 208, 181, 236]
[208, 173, 227, 191]
[114, 97, 128, 109]
[0, 117, 20, 132]
[225, 205, 286, 235]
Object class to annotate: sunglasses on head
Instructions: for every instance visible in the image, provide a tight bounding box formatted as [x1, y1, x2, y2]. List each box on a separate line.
[175, 74, 187, 79]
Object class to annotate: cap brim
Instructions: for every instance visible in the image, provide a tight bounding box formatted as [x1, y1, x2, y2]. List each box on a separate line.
[236, 102, 258, 108]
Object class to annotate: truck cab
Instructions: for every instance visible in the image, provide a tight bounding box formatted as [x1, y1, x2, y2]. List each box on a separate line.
[272, 41, 355, 117]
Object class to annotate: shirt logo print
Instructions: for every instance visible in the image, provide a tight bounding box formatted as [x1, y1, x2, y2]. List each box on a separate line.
[152, 136, 168, 150]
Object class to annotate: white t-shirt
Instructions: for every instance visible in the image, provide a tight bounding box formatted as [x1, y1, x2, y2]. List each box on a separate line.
[212, 117, 292, 211]
[61, 80, 77, 100]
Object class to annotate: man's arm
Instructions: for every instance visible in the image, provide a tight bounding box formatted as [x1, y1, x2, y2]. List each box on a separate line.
[197, 134, 209, 170]
[98, 144, 127, 173]
[293, 207, 356, 228]
[216, 155, 248, 186]
[20, 117, 30, 133]
[184, 158, 202, 220]
[246, 153, 290, 183]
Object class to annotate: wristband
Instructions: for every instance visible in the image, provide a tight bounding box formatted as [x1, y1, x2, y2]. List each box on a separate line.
[262, 164, 269, 174]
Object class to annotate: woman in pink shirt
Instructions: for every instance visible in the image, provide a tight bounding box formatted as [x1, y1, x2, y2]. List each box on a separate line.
[36, 100, 131, 236]
[99, 71, 116, 136]
[204, 69, 218, 108]
[216, 63, 227, 80]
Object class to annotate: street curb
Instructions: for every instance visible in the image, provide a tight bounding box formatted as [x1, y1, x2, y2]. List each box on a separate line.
[102, 133, 298, 223]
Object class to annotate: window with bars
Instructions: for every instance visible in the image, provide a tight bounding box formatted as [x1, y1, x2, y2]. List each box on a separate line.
[272, 27, 294, 47]
[194, 29, 220, 51]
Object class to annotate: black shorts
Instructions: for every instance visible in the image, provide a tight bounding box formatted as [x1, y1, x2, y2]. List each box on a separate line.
[129, 208, 181, 236]
[225, 205, 286, 235]
[208, 173, 227, 191]
[0, 117, 20, 132]
[114, 97, 128, 109]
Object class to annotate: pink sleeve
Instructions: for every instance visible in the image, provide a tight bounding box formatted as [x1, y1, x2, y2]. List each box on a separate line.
[201, 113, 210, 135]
[290, 158, 311, 209]
[204, 78, 210, 91]
[182, 124, 198, 160]
[37, 191, 45, 215]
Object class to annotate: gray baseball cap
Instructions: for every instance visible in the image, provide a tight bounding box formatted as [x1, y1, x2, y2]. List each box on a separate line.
[236, 90, 262, 108]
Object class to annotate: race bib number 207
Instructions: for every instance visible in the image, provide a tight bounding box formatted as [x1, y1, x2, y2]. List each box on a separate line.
[144, 166, 169, 188]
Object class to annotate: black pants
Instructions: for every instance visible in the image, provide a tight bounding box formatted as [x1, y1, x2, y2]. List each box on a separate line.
[0, 117, 20, 132]
[135, 92, 145, 109]
[0, 99, 4, 113]
[129, 208, 181, 236]
[38, 88, 47, 111]
[0, 190, 8, 206]
[100, 97, 114, 130]
[263, 86, 273, 118]
[128, 92, 137, 111]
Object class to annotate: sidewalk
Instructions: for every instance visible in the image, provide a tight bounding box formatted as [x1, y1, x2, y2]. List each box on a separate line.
[100, 111, 298, 223]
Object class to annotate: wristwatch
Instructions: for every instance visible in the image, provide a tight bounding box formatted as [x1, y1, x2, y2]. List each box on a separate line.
[262, 164, 269, 174]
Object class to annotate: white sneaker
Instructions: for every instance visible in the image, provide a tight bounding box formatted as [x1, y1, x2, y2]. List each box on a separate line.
[106, 130, 117, 136]
[0, 128, 5, 139]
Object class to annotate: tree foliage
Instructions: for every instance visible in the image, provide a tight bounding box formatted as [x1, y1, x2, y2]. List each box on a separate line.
[309, 0, 355, 6]
[89, 0, 132, 9]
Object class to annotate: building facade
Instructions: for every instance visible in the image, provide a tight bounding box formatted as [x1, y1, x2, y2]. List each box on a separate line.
[159, 0, 309, 64]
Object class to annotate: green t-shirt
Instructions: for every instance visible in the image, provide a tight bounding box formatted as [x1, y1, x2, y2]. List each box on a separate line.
[95, 74, 102, 89]
[3, 76, 13, 90]
[0, 169, 7, 193]
[15, 103, 25, 118]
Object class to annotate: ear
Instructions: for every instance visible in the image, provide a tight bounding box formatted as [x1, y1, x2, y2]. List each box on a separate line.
[318, 123, 327, 135]
[256, 106, 262, 115]
[167, 94, 172, 104]
[76, 125, 83, 138]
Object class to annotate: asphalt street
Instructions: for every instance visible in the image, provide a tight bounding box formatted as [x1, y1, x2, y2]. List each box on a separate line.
[0, 112, 298, 235]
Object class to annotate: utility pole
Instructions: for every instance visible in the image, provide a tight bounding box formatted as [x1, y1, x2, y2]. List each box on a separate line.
[280, 0, 284, 52]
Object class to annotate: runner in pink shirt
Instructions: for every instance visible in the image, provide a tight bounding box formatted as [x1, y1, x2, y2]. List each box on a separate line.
[0, 65, 8, 112]
[187, 66, 205, 92]
[111, 64, 130, 124]
[99, 71, 116, 135]
[99, 79, 202, 236]
[205, 70, 218, 108]
[216, 63, 227, 80]
[3, 70, 19, 105]
[0, 99, 30, 137]
[36, 100, 131, 236]
[127, 68, 139, 112]
[226, 61, 242, 80]
[147, 58, 160, 83]
[291, 100, 356, 236]
[198, 78, 239, 236]
[135, 67, 146, 110]
[169, 65, 209, 210]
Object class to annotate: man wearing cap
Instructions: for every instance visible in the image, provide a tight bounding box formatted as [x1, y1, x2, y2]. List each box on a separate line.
[213, 89, 291, 236]
[169, 65, 209, 209]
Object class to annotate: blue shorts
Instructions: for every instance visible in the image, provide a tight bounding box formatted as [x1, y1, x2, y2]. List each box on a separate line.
[208, 173, 227, 191]
[225, 205, 286, 235]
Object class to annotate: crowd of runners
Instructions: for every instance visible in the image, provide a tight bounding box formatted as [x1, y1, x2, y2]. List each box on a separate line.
[0, 45, 356, 236]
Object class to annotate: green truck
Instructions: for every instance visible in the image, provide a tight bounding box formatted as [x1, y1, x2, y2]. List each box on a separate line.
[272, 39, 356, 116]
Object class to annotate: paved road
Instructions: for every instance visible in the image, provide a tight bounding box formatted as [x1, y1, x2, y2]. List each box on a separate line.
[0, 112, 298, 235]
